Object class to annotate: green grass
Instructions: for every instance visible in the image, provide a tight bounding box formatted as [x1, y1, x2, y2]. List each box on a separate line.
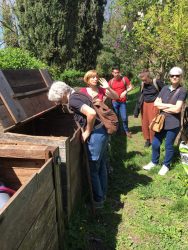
[65, 87, 188, 250]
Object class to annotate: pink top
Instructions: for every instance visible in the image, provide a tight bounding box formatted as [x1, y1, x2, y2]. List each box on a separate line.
[80, 87, 106, 101]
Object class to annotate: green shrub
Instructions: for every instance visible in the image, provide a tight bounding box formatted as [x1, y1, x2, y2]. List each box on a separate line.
[58, 69, 85, 87]
[0, 47, 47, 69]
[0, 48, 86, 87]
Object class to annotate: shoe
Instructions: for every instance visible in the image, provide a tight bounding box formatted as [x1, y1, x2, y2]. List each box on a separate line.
[144, 140, 151, 147]
[93, 200, 104, 209]
[125, 131, 132, 138]
[158, 165, 169, 176]
[143, 162, 156, 170]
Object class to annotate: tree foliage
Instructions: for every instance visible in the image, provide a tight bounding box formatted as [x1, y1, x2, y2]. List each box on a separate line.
[97, 0, 188, 81]
[15, 0, 66, 66]
[0, 0, 19, 47]
[12, 0, 106, 71]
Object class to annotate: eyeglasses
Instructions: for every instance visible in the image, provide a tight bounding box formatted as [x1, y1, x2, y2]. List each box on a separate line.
[170, 75, 180, 78]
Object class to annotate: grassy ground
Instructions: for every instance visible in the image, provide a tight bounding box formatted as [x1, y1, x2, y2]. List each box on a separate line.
[65, 88, 188, 250]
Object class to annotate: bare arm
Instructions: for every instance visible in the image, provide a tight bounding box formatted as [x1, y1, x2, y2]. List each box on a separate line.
[163, 100, 184, 113]
[98, 78, 119, 99]
[120, 83, 134, 99]
[154, 97, 184, 113]
[80, 104, 96, 141]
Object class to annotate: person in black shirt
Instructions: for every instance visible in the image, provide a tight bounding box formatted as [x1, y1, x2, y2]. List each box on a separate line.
[48, 81, 108, 208]
[136, 69, 164, 147]
[143, 67, 187, 175]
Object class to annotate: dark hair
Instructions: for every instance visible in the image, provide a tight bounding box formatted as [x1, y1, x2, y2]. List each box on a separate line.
[112, 66, 120, 71]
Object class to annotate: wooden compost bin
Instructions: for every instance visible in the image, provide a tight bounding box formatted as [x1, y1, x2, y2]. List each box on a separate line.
[0, 143, 64, 250]
[0, 69, 83, 219]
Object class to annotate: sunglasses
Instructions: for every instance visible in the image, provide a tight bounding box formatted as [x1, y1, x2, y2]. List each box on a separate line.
[170, 75, 180, 78]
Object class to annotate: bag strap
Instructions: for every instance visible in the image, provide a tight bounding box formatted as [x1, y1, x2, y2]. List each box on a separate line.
[109, 76, 128, 88]
[122, 76, 128, 87]
[168, 87, 182, 104]
[140, 82, 144, 92]
[153, 78, 159, 91]
[109, 78, 114, 88]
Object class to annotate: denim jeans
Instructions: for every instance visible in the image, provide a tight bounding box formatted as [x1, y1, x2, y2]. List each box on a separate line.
[86, 126, 108, 202]
[112, 101, 128, 132]
[152, 127, 180, 167]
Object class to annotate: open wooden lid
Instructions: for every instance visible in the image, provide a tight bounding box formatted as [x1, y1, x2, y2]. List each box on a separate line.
[0, 69, 56, 131]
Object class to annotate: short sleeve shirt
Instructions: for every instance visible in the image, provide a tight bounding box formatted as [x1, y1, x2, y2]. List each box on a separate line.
[158, 85, 187, 129]
[108, 76, 131, 102]
[69, 92, 100, 128]
[143, 80, 164, 103]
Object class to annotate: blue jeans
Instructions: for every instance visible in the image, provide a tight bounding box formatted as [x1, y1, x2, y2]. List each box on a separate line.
[152, 127, 180, 167]
[112, 101, 129, 132]
[86, 126, 108, 202]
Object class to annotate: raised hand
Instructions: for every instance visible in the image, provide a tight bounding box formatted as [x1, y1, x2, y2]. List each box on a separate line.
[98, 78, 109, 89]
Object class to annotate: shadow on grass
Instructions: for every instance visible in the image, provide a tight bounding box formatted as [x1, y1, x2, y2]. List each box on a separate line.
[94, 134, 152, 249]
[130, 125, 142, 135]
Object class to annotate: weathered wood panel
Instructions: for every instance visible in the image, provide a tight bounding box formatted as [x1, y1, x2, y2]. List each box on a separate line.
[0, 158, 44, 189]
[0, 129, 83, 219]
[0, 99, 14, 129]
[2, 69, 46, 93]
[52, 149, 65, 248]
[67, 130, 82, 215]
[0, 144, 51, 159]
[18, 191, 59, 250]
[39, 69, 53, 87]
[0, 133, 67, 161]
[19, 93, 54, 118]
[0, 71, 27, 123]
[0, 159, 54, 250]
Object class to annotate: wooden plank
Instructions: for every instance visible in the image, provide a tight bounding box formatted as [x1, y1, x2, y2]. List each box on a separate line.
[12, 87, 49, 98]
[0, 133, 67, 161]
[18, 192, 59, 250]
[66, 129, 82, 218]
[0, 144, 51, 159]
[45, 226, 60, 250]
[0, 102, 15, 128]
[39, 69, 53, 87]
[2, 70, 46, 91]
[0, 167, 43, 188]
[0, 70, 27, 123]
[0, 159, 54, 250]
[52, 148, 65, 249]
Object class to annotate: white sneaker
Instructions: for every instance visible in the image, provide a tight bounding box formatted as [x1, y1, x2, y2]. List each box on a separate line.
[143, 162, 156, 170]
[158, 165, 169, 176]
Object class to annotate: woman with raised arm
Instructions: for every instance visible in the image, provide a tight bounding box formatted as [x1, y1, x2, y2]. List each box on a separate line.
[80, 69, 118, 101]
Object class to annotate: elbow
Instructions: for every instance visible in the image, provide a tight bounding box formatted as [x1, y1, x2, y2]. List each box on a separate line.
[175, 109, 181, 114]
[90, 110, 96, 118]
[154, 102, 158, 107]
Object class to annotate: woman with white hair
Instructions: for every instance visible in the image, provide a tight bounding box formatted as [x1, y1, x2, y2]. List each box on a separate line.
[48, 81, 109, 208]
[143, 67, 187, 175]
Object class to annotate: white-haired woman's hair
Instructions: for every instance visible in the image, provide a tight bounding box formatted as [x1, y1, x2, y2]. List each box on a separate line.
[48, 81, 73, 102]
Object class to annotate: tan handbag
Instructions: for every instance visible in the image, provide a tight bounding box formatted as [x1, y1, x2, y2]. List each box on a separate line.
[149, 114, 165, 132]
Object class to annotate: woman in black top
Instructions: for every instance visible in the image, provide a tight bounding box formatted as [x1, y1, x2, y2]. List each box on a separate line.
[137, 69, 164, 147]
[143, 67, 187, 175]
